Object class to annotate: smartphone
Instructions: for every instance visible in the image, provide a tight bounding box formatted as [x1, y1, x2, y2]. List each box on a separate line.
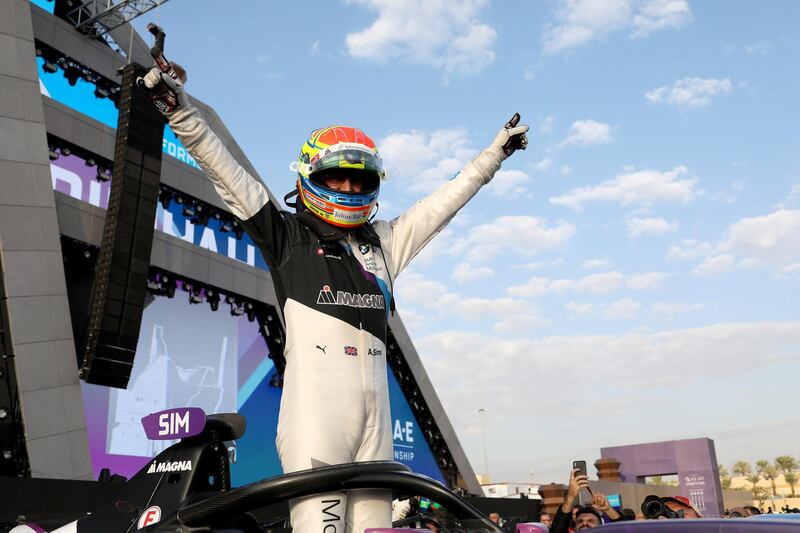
[573, 460, 587, 477]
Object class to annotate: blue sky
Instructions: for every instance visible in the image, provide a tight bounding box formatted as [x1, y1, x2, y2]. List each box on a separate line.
[134, 0, 800, 485]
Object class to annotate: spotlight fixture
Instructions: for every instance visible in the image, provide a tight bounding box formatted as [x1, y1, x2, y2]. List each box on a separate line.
[182, 202, 195, 219]
[42, 60, 58, 74]
[96, 168, 111, 182]
[85, 157, 96, 166]
[246, 302, 255, 322]
[206, 288, 220, 311]
[0, 407, 7, 420]
[158, 188, 172, 210]
[191, 204, 209, 226]
[187, 284, 204, 304]
[162, 274, 176, 298]
[61, 147, 72, 156]
[220, 218, 234, 233]
[94, 85, 110, 99]
[233, 220, 244, 240]
[48, 146, 59, 160]
[63, 65, 82, 86]
[229, 303, 245, 317]
[2, 450, 11, 461]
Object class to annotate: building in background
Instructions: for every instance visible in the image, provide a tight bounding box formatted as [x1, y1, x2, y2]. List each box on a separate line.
[0, 0, 480, 494]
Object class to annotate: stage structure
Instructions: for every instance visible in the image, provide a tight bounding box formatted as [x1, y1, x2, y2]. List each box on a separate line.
[0, 0, 481, 495]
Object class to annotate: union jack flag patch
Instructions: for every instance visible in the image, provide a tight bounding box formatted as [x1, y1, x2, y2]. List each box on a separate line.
[344, 346, 358, 357]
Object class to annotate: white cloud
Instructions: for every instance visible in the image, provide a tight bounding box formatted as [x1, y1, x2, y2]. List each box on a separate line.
[534, 158, 553, 172]
[627, 216, 679, 236]
[452, 262, 495, 284]
[418, 321, 800, 425]
[559, 119, 613, 147]
[692, 254, 735, 276]
[582, 258, 611, 269]
[542, 0, 691, 55]
[601, 297, 641, 318]
[449, 216, 576, 262]
[486, 169, 534, 196]
[561, 165, 573, 175]
[670, 210, 800, 279]
[630, 0, 692, 38]
[788, 183, 800, 204]
[542, 0, 632, 55]
[667, 239, 714, 261]
[379, 129, 475, 193]
[509, 270, 668, 298]
[394, 271, 547, 333]
[744, 41, 772, 56]
[650, 301, 705, 316]
[565, 301, 594, 315]
[539, 116, 556, 134]
[345, 0, 496, 75]
[627, 271, 670, 290]
[550, 166, 697, 210]
[573, 271, 625, 294]
[455, 297, 549, 333]
[776, 264, 800, 281]
[310, 40, 321, 55]
[721, 209, 800, 266]
[507, 277, 575, 298]
[646, 77, 733, 108]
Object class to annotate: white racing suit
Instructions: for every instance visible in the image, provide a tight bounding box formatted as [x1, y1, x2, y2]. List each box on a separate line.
[167, 104, 508, 533]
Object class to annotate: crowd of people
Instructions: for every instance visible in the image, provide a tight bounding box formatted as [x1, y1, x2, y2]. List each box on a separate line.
[393, 466, 798, 531]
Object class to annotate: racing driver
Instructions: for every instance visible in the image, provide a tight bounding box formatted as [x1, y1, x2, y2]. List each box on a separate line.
[140, 61, 528, 533]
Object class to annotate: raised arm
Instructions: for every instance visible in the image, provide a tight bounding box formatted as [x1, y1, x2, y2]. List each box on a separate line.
[140, 65, 289, 264]
[374, 115, 528, 278]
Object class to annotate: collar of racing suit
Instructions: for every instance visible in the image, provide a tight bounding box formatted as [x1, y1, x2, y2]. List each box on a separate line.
[294, 210, 382, 247]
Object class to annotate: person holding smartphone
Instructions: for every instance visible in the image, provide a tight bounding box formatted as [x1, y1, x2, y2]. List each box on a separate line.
[549, 467, 623, 532]
[139, 55, 528, 533]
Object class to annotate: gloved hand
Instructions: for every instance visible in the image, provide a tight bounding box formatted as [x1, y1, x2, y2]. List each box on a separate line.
[492, 113, 529, 159]
[468, 113, 529, 184]
[137, 63, 189, 115]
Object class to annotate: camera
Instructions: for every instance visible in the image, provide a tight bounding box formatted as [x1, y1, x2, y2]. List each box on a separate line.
[641, 495, 684, 519]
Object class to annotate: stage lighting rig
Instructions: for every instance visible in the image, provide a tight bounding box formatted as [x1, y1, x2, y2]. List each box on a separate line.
[206, 288, 220, 311]
[245, 302, 255, 322]
[48, 146, 59, 160]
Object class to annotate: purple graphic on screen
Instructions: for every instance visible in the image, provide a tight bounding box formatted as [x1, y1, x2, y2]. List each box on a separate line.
[50, 152, 111, 209]
[141, 408, 206, 440]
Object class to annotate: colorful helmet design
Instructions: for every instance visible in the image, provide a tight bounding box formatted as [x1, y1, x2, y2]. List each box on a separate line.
[297, 126, 383, 228]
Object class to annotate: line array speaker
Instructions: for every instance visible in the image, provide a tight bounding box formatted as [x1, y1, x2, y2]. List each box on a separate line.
[79, 63, 165, 388]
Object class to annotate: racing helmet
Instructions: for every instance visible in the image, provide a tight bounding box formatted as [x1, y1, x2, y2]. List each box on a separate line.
[296, 126, 383, 228]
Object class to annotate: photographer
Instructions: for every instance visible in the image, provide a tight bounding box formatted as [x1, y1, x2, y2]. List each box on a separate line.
[550, 469, 624, 532]
[640, 495, 701, 519]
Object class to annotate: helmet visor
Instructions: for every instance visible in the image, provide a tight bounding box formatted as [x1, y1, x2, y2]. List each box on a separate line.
[310, 149, 383, 182]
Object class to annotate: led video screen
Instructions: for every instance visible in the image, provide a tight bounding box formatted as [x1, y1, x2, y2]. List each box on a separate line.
[81, 294, 444, 486]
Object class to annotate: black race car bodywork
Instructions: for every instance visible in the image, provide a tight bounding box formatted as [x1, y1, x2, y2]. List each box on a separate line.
[9, 410, 501, 533]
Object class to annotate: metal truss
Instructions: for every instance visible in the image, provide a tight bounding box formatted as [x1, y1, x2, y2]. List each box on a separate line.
[66, 0, 171, 38]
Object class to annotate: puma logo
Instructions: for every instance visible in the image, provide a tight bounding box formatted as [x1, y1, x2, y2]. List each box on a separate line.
[316, 345, 327, 354]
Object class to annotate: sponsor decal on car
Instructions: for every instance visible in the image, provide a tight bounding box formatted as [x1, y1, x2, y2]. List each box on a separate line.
[137, 506, 162, 529]
[146, 460, 193, 474]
